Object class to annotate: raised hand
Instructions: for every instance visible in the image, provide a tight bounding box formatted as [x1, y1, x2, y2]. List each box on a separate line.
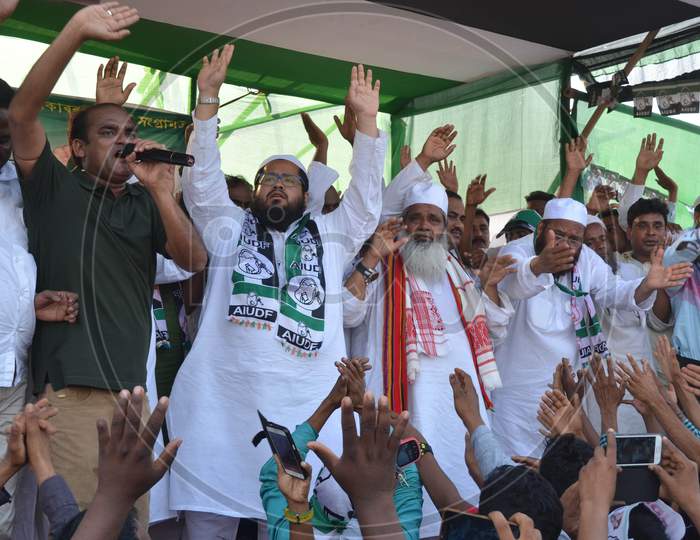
[399, 145, 412, 169]
[552, 358, 584, 402]
[0, 0, 19, 24]
[197, 44, 235, 98]
[0, 399, 57, 478]
[346, 65, 379, 137]
[437, 159, 459, 193]
[537, 390, 583, 438]
[366, 217, 408, 262]
[617, 355, 662, 406]
[681, 364, 700, 397]
[96, 56, 136, 105]
[67, 2, 139, 43]
[307, 393, 408, 508]
[587, 354, 625, 429]
[35, 290, 79, 323]
[635, 133, 664, 173]
[450, 368, 483, 433]
[125, 140, 174, 196]
[490, 512, 542, 540]
[586, 184, 616, 214]
[275, 455, 312, 513]
[94, 387, 181, 504]
[333, 102, 357, 146]
[530, 229, 576, 276]
[301, 112, 328, 150]
[654, 166, 678, 202]
[465, 174, 495, 207]
[642, 246, 693, 291]
[655, 335, 684, 386]
[336, 357, 370, 410]
[415, 124, 457, 170]
[483, 255, 517, 289]
[565, 137, 593, 173]
[649, 437, 700, 515]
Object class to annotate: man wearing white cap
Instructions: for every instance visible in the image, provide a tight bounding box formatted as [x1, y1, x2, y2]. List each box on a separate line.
[489, 198, 691, 458]
[344, 181, 503, 536]
[166, 47, 386, 537]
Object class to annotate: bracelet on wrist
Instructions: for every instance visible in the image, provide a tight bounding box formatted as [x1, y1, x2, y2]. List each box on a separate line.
[284, 506, 314, 524]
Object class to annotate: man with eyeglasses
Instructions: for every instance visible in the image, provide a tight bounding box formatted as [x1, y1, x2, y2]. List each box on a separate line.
[485, 198, 692, 458]
[167, 45, 386, 537]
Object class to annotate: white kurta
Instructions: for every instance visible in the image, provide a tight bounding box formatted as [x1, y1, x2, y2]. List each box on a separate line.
[488, 234, 655, 458]
[166, 113, 386, 518]
[347, 272, 488, 538]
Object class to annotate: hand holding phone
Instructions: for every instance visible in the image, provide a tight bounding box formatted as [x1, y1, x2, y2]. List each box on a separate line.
[258, 411, 308, 480]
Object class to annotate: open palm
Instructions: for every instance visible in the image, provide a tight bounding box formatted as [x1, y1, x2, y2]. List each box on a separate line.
[96, 56, 136, 105]
[197, 44, 235, 95]
[70, 2, 139, 42]
[636, 133, 664, 172]
[346, 64, 379, 118]
[645, 246, 692, 290]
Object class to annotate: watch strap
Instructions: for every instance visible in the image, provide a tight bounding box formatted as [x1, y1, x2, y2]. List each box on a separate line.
[419, 441, 433, 456]
[355, 261, 378, 284]
[284, 506, 314, 524]
[198, 95, 220, 105]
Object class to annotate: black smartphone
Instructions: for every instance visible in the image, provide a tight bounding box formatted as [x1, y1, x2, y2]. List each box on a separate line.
[396, 438, 421, 468]
[257, 411, 308, 480]
[440, 511, 519, 539]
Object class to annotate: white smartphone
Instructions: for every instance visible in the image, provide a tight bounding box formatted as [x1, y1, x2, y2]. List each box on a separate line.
[615, 434, 662, 467]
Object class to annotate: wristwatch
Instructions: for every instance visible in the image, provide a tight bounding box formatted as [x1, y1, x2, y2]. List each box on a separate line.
[198, 96, 220, 105]
[419, 441, 433, 457]
[355, 261, 379, 284]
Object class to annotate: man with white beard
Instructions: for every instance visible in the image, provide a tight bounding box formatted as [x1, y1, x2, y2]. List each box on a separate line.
[344, 182, 502, 536]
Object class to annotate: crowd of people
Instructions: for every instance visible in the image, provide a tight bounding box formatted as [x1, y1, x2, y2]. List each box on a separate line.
[2, 1, 700, 539]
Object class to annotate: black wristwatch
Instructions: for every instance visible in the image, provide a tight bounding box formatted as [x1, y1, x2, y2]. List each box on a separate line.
[355, 261, 379, 284]
[419, 441, 433, 457]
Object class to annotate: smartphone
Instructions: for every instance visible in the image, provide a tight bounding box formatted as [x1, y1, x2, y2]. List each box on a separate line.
[257, 411, 308, 480]
[614, 466, 660, 505]
[615, 434, 662, 467]
[397, 437, 421, 468]
[440, 511, 519, 539]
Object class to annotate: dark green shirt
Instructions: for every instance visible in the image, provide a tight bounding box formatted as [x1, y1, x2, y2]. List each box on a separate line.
[21, 142, 169, 393]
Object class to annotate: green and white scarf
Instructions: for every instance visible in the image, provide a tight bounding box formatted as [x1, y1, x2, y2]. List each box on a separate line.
[228, 210, 326, 357]
[555, 265, 609, 368]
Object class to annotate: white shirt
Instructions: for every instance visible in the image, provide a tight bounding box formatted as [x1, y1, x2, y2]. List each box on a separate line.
[348, 271, 489, 537]
[166, 113, 386, 518]
[488, 234, 654, 457]
[0, 162, 36, 387]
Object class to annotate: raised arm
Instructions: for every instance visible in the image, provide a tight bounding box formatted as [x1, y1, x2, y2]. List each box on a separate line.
[381, 125, 456, 220]
[557, 137, 592, 199]
[323, 65, 386, 257]
[181, 45, 244, 250]
[460, 174, 495, 261]
[619, 133, 663, 229]
[8, 3, 139, 177]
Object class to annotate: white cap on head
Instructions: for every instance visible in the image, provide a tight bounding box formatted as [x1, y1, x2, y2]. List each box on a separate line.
[543, 198, 588, 227]
[258, 154, 307, 175]
[586, 214, 606, 228]
[403, 182, 448, 215]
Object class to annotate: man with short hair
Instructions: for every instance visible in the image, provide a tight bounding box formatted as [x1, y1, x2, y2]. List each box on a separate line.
[344, 182, 503, 536]
[600, 208, 630, 254]
[225, 174, 252, 208]
[167, 46, 386, 537]
[525, 190, 555, 217]
[7, 3, 207, 518]
[496, 209, 541, 244]
[487, 198, 690, 457]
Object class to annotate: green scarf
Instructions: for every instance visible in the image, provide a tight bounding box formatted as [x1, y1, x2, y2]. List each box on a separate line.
[228, 210, 326, 357]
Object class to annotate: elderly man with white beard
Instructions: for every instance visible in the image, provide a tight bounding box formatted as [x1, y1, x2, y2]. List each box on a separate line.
[343, 182, 503, 536]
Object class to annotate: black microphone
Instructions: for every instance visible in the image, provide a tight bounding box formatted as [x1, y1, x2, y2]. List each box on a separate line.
[116, 143, 195, 167]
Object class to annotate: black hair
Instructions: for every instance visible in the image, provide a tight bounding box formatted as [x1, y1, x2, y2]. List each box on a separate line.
[445, 190, 462, 201]
[628, 504, 669, 540]
[539, 435, 594, 497]
[475, 207, 490, 224]
[56, 508, 138, 539]
[225, 174, 252, 190]
[0, 79, 14, 110]
[68, 103, 126, 168]
[627, 197, 669, 227]
[525, 190, 555, 203]
[694, 204, 700, 214]
[479, 465, 563, 540]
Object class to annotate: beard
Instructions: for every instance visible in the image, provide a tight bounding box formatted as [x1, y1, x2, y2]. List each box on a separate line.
[251, 197, 305, 231]
[399, 235, 449, 283]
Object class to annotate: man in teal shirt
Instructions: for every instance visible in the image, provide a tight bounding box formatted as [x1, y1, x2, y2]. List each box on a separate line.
[259, 360, 423, 540]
